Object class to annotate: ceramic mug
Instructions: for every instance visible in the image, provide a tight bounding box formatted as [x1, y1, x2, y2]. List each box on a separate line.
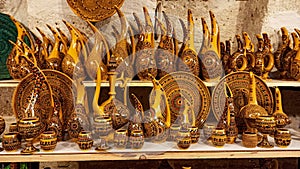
[77, 131, 93, 150]
[40, 131, 57, 151]
[274, 128, 291, 148]
[242, 131, 258, 148]
[211, 128, 227, 148]
[114, 129, 128, 149]
[2, 132, 21, 152]
[129, 130, 144, 149]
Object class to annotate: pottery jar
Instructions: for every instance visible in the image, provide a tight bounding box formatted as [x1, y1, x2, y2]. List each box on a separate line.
[203, 123, 216, 141]
[242, 131, 258, 148]
[114, 129, 128, 149]
[168, 124, 181, 142]
[40, 131, 57, 151]
[176, 128, 191, 150]
[77, 131, 94, 150]
[2, 132, 21, 152]
[211, 128, 227, 148]
[129, 130, 144, 149]
[188, 125, 200, 144]
[274, 128, 291, 148]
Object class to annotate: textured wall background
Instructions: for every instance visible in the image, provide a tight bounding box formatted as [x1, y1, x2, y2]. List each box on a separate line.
[0, 1, 300, 168]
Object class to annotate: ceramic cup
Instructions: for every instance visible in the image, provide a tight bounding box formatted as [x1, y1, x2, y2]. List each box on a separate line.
[168, 124, 181, 142]
[242, 131, 258, 148]
[129, 130, 144, 149]
[114, 129, 128, 149]
[177, 128, 191, 150]
[40, 131, 57, 151]
[2, 132, 21, 152]
[274, 128, 291, 148]
[203, 123, 216, 141]
[9, 122, 18, 132]
[77, 131, 93, 150]
[211, 128, 227, 148]
[188, 125, 200, 144]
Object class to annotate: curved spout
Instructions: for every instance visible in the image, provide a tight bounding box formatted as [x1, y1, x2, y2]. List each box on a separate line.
[93, 66, 103, 116]
[115, 5, 128, 41]
[201, 18, 210, 49]
[130, 93, 145, 120]
[148, 73, 171, 128]
[87, 21, 111, 62]
[209, 11, 219, 55]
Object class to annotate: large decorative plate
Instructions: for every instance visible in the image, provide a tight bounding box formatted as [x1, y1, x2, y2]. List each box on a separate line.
[12, 69, 75, 132]
[149, 71, 211, 128]
[0, 13, 31, 79]
[211, 71, 273, 121]
[66, 0, 125, 22]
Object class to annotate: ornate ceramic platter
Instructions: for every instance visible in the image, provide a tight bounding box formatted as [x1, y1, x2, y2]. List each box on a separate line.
[13, 69, 75, 131]
[211, 71, 273, 121]
[66, 0, 125, 22]
[150, 71, 211, 128]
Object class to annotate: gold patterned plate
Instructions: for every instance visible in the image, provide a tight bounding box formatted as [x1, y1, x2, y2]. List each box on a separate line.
[150, 71, 211, 128]
[66, 0, 125, 22]
[12, 69, 75, 131]
[211, 71, 273, 121]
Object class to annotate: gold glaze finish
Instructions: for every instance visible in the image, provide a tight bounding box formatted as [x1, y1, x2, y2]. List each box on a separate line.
[290, 28, 300, 80]
[112, 6, 135, 79]
[274, 27, 292, 76]
[199, 11, 222, 80]
[256, 115, 276, 148]
[225, 35, 248, 74]
[239, 72, 269, 133]
[133, 7, 157, 80]
[85, 21, 108, 80]
[94, 57, 130, 130]
[149, 71, 210, 128]
[18, 117, 41, 154]
[273, 87, 291, 128]
[155, 12, 177, 78]
[212, 71, 273, 132]
[143, 74, 170, 142]
[66, 0, 125, 22]
[177, 9, 200, 77]
[242, 32, 256, 71]
[253, 33, 274, 79]
[61, 20, 88, 79]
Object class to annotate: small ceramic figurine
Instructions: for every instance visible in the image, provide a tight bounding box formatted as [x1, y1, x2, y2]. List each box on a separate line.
[199, 11, 222, 81]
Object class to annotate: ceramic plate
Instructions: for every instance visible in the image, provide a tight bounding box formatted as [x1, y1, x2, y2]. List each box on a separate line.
[211, 71, 273, 121]
[66, 0, 125, 22]
[13, 69, 75, 131]
[149, 71, 211, 128]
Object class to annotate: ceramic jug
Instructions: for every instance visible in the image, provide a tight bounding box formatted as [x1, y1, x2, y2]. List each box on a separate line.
[133, 7, 157, 80]
[177, 9, 200, 77]
[199, 11, 222, 81]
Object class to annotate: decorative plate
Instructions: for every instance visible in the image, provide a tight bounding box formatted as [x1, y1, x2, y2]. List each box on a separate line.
[13, 69, 75, 131]
[211, 71, 273, 121]
[66, 0, 125, 22]
[0, 13, 31, 79]
[149, 71, 211, 128]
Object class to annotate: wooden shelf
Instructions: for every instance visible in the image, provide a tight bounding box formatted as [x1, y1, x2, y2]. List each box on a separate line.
[1, 134, 300, 162]
[2, 79, 300, 88]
